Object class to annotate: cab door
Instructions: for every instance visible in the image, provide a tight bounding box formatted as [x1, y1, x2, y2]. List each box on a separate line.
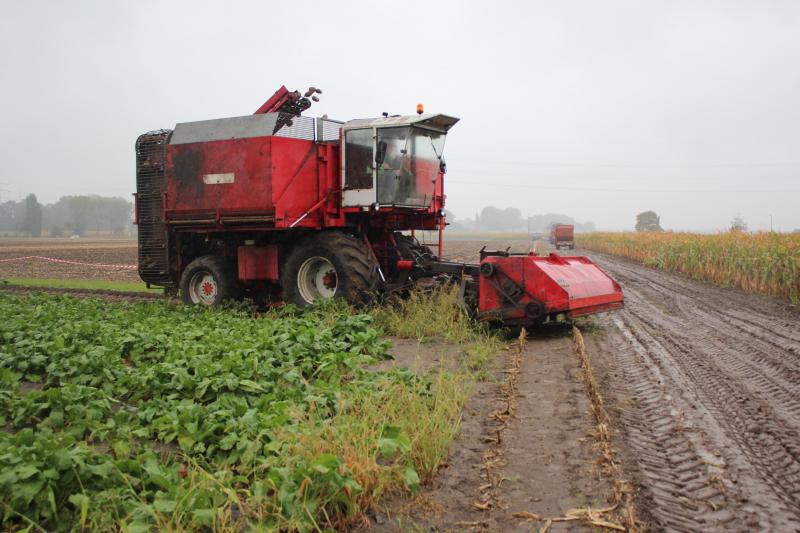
[342, 127, 377, 207]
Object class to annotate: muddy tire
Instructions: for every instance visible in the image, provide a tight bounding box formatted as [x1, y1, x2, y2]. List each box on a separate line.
[180, 255, 239, 306]
[281, 232, 379, 307]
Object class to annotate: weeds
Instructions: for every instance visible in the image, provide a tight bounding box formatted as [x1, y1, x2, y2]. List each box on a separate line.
[371, 285, 501, 378]
[371, 286, 474, 343]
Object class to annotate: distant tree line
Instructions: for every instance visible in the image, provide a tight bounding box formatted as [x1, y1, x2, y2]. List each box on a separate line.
[447, 206, 596, 233]
[635, 210, 753, 233]
[635, 210, 663, 232]
[0, 194, 133, 237]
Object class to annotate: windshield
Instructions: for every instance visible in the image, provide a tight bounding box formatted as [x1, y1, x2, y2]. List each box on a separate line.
[376, 127, 446, 207]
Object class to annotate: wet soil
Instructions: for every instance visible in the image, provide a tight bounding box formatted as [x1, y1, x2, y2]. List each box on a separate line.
[584, 252, 800, 532]
[491, 331, 613, 531]
[371, 328, 614, 532]
[371, 338, 468, 375]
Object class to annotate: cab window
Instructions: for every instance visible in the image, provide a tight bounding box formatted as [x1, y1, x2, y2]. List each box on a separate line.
[344, 128, 373, 189]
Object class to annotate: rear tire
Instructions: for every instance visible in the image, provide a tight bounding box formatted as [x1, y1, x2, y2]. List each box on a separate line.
[281, 232, 379, 307]
[395, 233, 435, 263]
[180, 255, 238, 306]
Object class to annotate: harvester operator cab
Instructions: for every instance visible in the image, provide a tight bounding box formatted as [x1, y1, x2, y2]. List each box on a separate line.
[341, 114, 458, 209]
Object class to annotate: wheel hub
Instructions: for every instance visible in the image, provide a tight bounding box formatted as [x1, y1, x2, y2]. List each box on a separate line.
[297, 257, 338, 304]
[322, 271, 337, 289]
[189, 271, 218, 305]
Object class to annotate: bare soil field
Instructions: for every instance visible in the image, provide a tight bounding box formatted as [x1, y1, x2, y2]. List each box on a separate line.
[438, 237, 542, 263]
[0, 238, 139, 282]
[4, 236, 799, 531]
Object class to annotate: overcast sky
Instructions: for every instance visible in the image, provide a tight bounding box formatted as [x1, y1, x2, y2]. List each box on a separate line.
[1, 0, 798, 231]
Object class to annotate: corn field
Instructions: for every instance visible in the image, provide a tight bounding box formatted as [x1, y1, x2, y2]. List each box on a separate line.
[577, 231, 800, 304]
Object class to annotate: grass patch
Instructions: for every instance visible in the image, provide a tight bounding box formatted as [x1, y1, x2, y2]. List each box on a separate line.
[372, 286, 483, 344]
[1, 277, 152, 293]
[371, 285, 502, 381]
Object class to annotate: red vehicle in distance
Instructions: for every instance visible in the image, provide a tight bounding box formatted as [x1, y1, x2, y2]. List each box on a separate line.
[550, 224, 575, 250]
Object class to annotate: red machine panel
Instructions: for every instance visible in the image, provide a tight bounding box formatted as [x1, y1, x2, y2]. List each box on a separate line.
[269, 138, 323, 225]
[238, 245, 279, 280]
[164, 136, 325, 227]
[166, 137, 275, 214]
[478, 253, 623, 323]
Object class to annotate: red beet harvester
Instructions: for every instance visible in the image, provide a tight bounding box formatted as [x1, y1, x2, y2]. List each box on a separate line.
[134, 86, 623, 326]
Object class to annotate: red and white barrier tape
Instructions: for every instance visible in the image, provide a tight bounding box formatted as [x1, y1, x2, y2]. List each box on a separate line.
[0, 256, 137, 270]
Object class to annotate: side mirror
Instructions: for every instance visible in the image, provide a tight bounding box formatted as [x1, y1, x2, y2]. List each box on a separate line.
[440, 157, 447, 174]
[375, 141, 387, 167]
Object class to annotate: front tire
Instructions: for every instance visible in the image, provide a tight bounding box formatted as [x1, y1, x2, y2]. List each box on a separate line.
[281, 232, 379, 307]
[180, 255, 238, 306]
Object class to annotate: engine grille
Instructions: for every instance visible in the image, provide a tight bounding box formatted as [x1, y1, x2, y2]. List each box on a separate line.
[135, 130, 173, 287]
[274, 115, 316, 140]
[271, 116, 343, 142]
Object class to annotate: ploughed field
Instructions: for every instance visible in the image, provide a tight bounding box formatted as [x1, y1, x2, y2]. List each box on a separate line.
[0, 239, 140, 282]
[2, 236, 800, 531]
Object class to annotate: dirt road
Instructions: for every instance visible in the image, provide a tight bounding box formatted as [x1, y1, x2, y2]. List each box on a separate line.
[586, 252, 800, 531]
[371, 329, 616, 532]
[381, 240, 800, 532]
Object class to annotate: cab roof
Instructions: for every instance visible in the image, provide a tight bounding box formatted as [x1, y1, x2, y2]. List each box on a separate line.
[343, 113, 459, 133]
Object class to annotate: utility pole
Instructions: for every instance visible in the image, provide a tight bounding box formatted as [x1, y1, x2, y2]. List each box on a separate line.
[770, 214, 773, 232]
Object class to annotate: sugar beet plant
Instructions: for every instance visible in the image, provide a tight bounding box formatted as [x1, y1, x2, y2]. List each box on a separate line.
[0, 294, 437, 531]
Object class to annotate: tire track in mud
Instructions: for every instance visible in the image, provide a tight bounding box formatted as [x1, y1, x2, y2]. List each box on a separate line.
[604, 313, 734, 531]
[615, 276, 800, 430]
[604, 259, 800, 426]
[589, 254, 800, 531]
[599, 255, 800, 362]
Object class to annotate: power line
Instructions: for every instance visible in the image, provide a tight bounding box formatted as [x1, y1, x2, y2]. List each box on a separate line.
[456, 160, 800, 169]
[450, 180, 800, 194]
